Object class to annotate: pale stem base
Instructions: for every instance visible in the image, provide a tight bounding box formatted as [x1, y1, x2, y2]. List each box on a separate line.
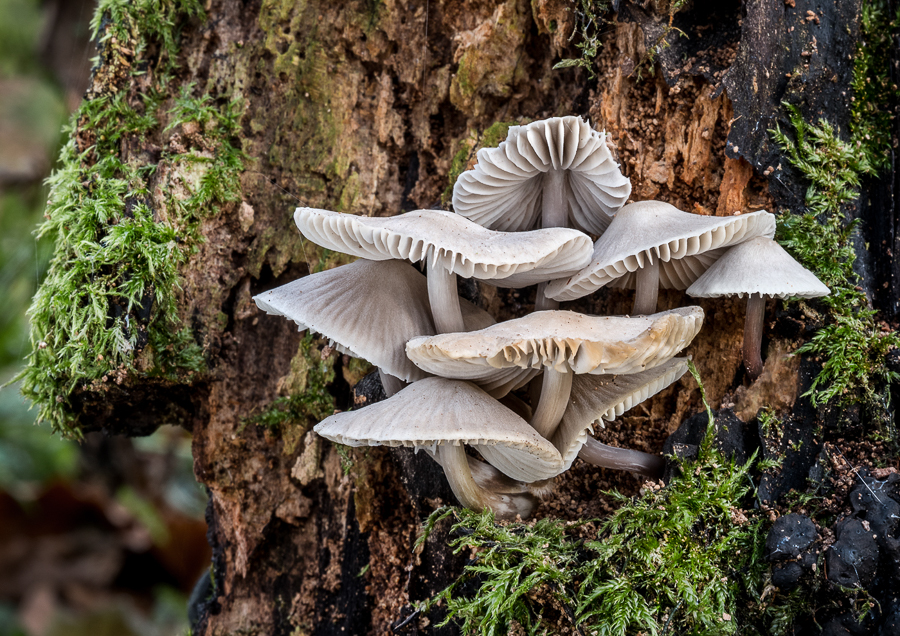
[578, 437, 665, 478]
[530, 369, 573, 439]
[427, 263, 465, 334]
[743, 293, 765, 380]
[632, 258, 660, 315]
[436, 444, 537, 520]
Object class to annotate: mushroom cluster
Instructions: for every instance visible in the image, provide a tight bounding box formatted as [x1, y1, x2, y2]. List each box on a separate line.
[254, 115, 828, 519]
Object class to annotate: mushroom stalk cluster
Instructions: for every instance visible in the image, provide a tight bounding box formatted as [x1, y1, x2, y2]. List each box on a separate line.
[254, 115, 828, 520]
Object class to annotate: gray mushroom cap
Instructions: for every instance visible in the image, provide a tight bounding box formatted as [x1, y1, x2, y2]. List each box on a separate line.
[253, 259, 493, 383]
[293, 207, 593, 287]
[546, 202, 776, 301]
[551, 358, 690, 471]
[406, 307, 704, 378]
[470, 359, 690, 482]
[314, 378, 561, 474]
[451, 116, 631, 234]
[686, 236, 830, 299]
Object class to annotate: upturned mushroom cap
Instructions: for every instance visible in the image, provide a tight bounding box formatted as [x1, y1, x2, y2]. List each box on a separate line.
[551, 358, 690, 471]
[253, 259, 493, 382]
[406, 307, 704, 381]
[546, 202, 776, 301]
[314, 378, 561, 473]
[686, 236, 830, 299]
[451, 116, 631, 234]
[293, 207, 593, 287]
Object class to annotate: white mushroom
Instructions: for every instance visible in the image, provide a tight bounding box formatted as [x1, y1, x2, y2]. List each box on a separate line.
[293, 207, 593, 333]
[452, 116, 631, 234]
[406, 307, 704, 440]
[314, 378, 562, 519]
[253, 259, 493, 395]
[687, 236, 829, 380]
[551, 358, 690, 478]
[545, 202, 776, 315]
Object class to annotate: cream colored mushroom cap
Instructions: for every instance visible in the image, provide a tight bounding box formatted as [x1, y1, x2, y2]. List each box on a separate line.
[406, 307, 704, 380]
[253, 259, 494, 383]
[451, 116, 631, 234]
[314, 378, 563, 480]
[545, 202, 776, 301]
[686, 236, 830, 299]
[293, 207, 593, 287]
[550, 358, 690, 472]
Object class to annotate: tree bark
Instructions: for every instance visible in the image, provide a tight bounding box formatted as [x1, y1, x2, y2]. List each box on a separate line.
[52, 0, 897, 633]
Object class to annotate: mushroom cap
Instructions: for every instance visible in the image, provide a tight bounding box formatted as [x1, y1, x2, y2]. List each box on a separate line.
[451, 116, 631, 234]
[406, 307, 704, 385]
[545, 202, 776, 301]
[686, 236, 830, 299]
[550, 358, 690, 472]
[293, 207, 593, 287]
[253, 259, 494, 382]
[314, 378, 562, 481]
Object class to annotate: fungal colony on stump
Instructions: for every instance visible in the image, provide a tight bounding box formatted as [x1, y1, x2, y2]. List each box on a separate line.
[253, 116, 829, 520]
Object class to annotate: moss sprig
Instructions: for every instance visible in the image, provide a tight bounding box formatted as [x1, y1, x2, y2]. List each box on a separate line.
[772, 105, 900, 408]
[16, 1, 244, 436]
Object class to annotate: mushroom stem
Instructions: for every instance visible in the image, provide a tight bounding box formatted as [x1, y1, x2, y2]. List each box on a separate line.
[743, 292, 765, 381]
[466, 455, 554, 499]
[378, 369, 407, 397]
[530, 369, 573, 439]
[541, 169, 567, 229]
[535, 282, 560, 311]
[578, 437, 665, 478]
[436, 444, 537, 520]
[632, 258, 660, 315]
[427, 263, 465, 333]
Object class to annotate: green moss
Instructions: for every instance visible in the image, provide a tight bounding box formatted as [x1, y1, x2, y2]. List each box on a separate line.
[766, 0, 900, 411]
[552, 0, 611, 78]
[16, 1, 245, 436]
[244, 334, 337, 431]
[849, 0, 899, 172]
[417, 366, 802, 636]
[772, 105, 900, 408]
[442, 121, 518, 205]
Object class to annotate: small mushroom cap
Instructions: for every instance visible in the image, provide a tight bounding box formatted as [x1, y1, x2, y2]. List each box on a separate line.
[546, 202, 776, 301]
[314, 378, 562, 481]
[406, 307, 703, 383]
[294, 207, 593, 287]
[550, 358, 690, 472]
[686, 236, 830, 299]
[253, 259, 493, 382]
[451, 116, 631, 234]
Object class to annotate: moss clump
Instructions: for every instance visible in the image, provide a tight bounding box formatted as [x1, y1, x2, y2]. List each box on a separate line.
[442, 121, 519, 206]
[773, 106, 900, 408]
[417, 366, 800, 636]
[17, 0, 244, 436]
[767, 0, 900, 410]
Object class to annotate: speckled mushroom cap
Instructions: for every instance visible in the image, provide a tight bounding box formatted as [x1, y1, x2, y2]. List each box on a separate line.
[406, 306, 703, 383]
[546, 202, 776, 301]
[293, 207, 593, 287]
[451, 116, 631, 234]
[550, 358, 690, 472]
[686, 236, 830, 299]
[314, 378, 562, 480]
[253, 259, 494, 383]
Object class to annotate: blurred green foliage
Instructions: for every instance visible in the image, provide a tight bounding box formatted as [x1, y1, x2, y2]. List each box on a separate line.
[0, 0, 72, 485]
[0, 0, 43, 76]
